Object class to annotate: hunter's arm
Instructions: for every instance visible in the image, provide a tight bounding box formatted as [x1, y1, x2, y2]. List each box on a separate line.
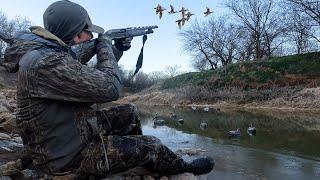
[33, 51, 121, 103]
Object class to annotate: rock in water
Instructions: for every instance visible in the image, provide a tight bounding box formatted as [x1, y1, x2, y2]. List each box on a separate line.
[0, 159, 23, 176]
[175, 148, 207, 156]
[0, 113, 17, 133]
[168, 173, 198, 180]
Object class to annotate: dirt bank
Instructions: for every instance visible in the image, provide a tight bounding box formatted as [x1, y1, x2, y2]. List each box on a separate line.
[116, 87, 320, 112]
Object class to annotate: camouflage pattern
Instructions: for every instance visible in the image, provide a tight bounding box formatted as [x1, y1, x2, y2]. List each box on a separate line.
[3, 26, 189, 177]
[4, 26, 122, 173]
[62, 104, 189, 178]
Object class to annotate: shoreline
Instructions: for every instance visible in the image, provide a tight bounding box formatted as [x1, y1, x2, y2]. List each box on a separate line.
[116, 100, 320, 113]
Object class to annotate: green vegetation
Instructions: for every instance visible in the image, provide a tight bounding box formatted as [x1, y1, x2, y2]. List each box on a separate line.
[162, 52, 320, 90]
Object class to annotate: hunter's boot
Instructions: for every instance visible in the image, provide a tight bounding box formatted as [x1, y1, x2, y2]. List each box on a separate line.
[186, 157, 215, 175]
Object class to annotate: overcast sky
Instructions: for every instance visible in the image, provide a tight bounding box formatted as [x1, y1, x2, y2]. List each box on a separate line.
[1, 0, 227, 73]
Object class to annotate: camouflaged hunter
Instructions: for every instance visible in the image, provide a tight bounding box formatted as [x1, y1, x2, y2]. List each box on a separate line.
[1, 0, 214, 178]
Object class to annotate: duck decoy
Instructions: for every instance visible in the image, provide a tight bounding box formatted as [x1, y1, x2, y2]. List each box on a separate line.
[204, 7, 213, 17]
[154, 119, 165, 126]
[247, 124, 257, 136]
[168, 5, 177, 14]
[200, 120, 208, 130]
[203, 107, 210, 112]
[228, 128, 241, 137]
[170, 112, 178, 119]
[178, 118, 184, 124]
[153, 113, 165, 125]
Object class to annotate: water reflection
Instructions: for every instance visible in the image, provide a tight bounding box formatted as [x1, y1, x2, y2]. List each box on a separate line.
[139, 106, 320, 179]
[139, 106, 320, 159]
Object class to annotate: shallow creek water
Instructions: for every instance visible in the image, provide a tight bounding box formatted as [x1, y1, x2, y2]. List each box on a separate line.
[139, 105, 320, 180]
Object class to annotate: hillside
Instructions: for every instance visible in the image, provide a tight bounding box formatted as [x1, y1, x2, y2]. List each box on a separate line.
[162, 52, 320, 90]
[118, 52, 320, 110]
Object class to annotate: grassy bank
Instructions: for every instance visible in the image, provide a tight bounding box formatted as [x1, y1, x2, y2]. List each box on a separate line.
[162, 52, 320, 90]
[119, 52, 320, 110]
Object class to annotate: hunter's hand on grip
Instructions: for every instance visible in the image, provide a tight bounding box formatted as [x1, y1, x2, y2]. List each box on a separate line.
[114, 37, 133, 51]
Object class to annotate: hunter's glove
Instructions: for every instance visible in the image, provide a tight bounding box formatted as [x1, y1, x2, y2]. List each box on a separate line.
[114, 37, 133, 51]
[96, 34, 113, 52]
[96, 34, 115, 62]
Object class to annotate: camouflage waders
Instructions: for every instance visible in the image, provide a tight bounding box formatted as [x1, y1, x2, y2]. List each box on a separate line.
[62, 104, 189, 178]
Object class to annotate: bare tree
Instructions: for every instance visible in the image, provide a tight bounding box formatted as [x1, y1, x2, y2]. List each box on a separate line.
[0, 12, 31, 57]
[148, 71, 167, 82]
[204, 18, 242, 66]
[287, 0, 320, 43]
[180, 17, 243, 70]
[165, 65, 181, 78]
[288, 0, 320, 25]
[191, 56, 211, 71]
[180, 20, 218, 70]
[285, 4, 315, 53]
[227, 0, 275, 60]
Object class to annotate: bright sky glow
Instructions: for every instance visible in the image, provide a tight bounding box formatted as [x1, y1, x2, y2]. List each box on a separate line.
[1, 0, 226, 73]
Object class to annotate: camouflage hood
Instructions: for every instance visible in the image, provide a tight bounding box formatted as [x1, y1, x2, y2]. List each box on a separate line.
[2, 26, 69, 73]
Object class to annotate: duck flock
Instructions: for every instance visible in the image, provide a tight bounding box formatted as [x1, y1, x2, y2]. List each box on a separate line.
[154, 4, 213, 29]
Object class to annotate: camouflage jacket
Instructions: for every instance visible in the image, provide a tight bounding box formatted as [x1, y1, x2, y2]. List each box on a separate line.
[3, 26, 123, 173]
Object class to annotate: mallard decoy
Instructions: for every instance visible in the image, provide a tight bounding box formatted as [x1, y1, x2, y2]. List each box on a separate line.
[200, 120, 208, 130]
[168, 5, 177, 14]
[154, 119, 165, 126]
[204, 7, 213, 17]
[228, 128, 241, 137]
[154, 4, 166, 19]
[170, 112, 177, 119]
[153, 114, 165, 126]
[178, 118, 184, 124]
[203, 107, 210, 112]
[186, 12, 195, 21]
[153, 113, 159, 120]
[176, 17, 187, 29]
[247, 124, 257, 136]
[179, 6, 188, 17]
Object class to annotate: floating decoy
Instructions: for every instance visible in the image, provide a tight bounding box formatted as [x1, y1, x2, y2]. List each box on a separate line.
[170, 112, 177, 119]
[204, 7, 213, 17]
[154, 4, 166, 19]
[228, 128, 241, 137]
[153, 113, 165, 125]
[203, 107, 210, 112]
[153, 117, 165, 126]
[153, 113, 159, 120]
[178, 118, 184, 124]
[154, 119, 165, 126]
[186, 12, 195, 21]
[168, 5, 177, 14]
[200, 120, 208, 130]
[247, 124, 257, 136]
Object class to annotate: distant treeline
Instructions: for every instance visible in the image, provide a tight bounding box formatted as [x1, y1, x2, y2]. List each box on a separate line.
[180, 0, 320, 71]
